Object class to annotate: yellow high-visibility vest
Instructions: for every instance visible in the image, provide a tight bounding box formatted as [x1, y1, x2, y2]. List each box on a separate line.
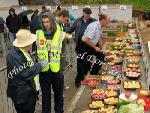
[36, 28, 65, 72]
[19, 48, 40, 91]
[56, 23, 64, 32]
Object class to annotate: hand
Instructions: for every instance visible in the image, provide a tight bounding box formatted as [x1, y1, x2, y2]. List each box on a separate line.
[95, 47, 101, 52]
[38, 60, 49, 69]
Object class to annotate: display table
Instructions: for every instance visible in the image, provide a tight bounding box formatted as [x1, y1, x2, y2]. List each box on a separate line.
[64, 20, 150, 113]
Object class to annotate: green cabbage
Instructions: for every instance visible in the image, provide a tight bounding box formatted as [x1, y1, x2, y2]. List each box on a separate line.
[118, 103, 144, 113]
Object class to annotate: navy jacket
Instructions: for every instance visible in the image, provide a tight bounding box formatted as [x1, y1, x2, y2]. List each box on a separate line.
[7, 47, 42, 104]
[66, 16, 96, 46]
[6, 15, 21, 33]
[30, 14, 42, 34]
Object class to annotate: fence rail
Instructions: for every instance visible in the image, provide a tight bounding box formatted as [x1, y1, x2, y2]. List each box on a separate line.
[0, 32, 76, 113]
[0, 51, 40, 113]
[0, 67, 16, 113]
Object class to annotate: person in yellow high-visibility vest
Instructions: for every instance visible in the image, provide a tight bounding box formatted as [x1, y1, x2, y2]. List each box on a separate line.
[7, 29, 43, 113]
[55, 10, 69, 32]
[53, 9, 71, 90]
[36, 12, 68, 113]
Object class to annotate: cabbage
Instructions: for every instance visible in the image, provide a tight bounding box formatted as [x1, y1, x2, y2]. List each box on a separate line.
[118, 103, 144, 113]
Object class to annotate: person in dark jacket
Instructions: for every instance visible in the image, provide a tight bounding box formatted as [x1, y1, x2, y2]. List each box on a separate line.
[65, 7, 96, 87]
[30, 9, 42, 52]
[66, 7, 96, 50]
[30, 9, 42, 34]
[0, 17, 6, 54]
[7, 29, 43, 113]
[39, 6, 51, 18]
[31, 9, 39, 21]
[6, 8, 21, 45]
[20, 15, 30, 29]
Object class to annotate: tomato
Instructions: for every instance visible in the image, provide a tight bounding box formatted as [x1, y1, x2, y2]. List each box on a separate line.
[146, 98, 150, 103]
[137, 96, 146, 100]
[145, 99, 150, 108]
[144, 105, 149, 111]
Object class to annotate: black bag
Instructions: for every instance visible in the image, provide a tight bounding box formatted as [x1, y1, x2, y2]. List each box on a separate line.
[143, 12, 150, 20]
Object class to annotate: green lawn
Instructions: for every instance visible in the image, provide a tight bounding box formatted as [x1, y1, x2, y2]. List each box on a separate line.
[63, 0, 150, 11]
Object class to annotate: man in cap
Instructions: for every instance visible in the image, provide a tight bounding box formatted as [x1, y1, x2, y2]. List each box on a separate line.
[66, 7, 96, 48]
[7, 29, 43, 113]
[36, 12, 66, 113]
[65, 7, 96, 87]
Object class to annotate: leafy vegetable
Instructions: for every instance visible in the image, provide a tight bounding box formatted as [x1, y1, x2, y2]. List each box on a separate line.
[107, 32, 117, 37]
[118, 103, 144, 113]
[118, 99, 131, 107]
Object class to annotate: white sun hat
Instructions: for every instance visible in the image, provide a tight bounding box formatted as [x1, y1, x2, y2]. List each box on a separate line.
[13, 29, 37, 47]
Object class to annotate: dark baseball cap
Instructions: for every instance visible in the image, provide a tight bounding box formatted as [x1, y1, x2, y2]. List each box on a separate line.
[83, 7, 92, 14]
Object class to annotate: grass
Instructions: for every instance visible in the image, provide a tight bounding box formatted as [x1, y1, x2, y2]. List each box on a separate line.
[63, 0, 150, 11]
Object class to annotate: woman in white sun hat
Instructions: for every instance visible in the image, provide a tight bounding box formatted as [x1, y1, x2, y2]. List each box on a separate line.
[6, 29, 44, 113]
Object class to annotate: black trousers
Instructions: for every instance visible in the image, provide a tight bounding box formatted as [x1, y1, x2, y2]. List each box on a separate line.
[39, 70, 64, 113]
[75, 51, 105, 84]
[14, 101, 36, 113]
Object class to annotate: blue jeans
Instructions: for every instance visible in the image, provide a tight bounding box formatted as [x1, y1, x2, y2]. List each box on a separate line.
[8, 32, 16, 44]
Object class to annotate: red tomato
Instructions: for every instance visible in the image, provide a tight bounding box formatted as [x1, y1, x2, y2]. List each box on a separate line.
[146, 98, 150, 103]
[144, 106, 149, 111]
[146, 99, 150, 108]
[137, 96, 146, 100]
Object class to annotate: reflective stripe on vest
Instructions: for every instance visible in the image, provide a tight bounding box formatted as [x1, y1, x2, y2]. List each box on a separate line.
[36, 30, 49, 72]
[36, 29, 65, 72]
[56, 23, 64, 32]
[19, 48, 40, 91]
[51, 46, 61, 50]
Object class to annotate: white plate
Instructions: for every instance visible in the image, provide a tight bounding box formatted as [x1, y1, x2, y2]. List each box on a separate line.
[119, 93, 137, 100]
